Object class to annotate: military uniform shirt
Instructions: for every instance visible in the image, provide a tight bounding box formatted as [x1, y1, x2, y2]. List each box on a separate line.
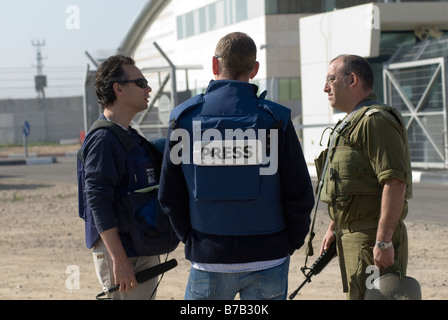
[321, 95, 412, 224]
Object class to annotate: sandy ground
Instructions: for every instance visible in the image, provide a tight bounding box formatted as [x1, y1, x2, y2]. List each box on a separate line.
[0, 144, 447, 300]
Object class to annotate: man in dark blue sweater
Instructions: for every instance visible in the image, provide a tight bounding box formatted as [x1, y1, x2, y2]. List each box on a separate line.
[158, 32, 314, 300]
[81, 55, 160, 299]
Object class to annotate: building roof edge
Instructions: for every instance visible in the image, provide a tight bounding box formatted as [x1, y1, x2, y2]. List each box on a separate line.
[117, 0, 171, 57]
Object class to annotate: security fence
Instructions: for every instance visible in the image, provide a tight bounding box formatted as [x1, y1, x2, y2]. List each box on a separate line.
[383, 37, 448, 169]
[0, 67, 85, 145]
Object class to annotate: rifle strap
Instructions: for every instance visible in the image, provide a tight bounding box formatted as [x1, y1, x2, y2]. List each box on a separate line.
[303, 109, 360, 268]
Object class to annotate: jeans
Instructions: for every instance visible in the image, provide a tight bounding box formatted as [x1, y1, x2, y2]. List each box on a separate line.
[185, 256, 290, 300]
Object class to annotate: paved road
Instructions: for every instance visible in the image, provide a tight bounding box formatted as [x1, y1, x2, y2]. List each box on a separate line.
[1, 156, 447, 225]
[407, 182, 448, 225]
[0, 156, 77, 184]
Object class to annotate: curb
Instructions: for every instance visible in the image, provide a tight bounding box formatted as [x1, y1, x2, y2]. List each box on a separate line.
[307, 164, 448, 186]
[412, 170, 448, 185]
[1, 153, 448, 185]
[0, 152, 76, 166]
[0, 157, 57, 166]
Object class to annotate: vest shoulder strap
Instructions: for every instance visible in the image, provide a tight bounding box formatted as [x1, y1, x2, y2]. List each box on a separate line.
[169, 94, 205, 129]
[169, 91, 291, 132]
[78, 119, 137, 167]
[89, 119, 136, 152]
[257, 91, 290, 132]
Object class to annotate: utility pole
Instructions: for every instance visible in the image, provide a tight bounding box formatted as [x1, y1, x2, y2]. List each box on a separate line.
[32, 39, 47, 99]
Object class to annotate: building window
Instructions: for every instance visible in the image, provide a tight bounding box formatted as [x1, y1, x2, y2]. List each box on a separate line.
[198, 7, 207, 34]
[185, 11, 195, 38]
[265, 0, 322, 14]
[208, 3, 217, 31]
[177, 15, 184, 39]
[265, 0, 448, 15]
[368, 31, 417, 101]
[278, 77, 301, 102]
[177, 0, 249, 40]
[235, 0, 248, 22]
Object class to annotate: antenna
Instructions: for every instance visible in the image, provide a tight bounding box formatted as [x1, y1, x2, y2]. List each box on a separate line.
[32, 39, 47, 99]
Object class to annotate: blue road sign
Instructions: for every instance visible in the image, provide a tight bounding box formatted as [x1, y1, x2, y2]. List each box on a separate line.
[23, 121, 30, 137]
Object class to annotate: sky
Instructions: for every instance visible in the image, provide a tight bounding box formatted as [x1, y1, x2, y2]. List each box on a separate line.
[0, 0, 149, 98]
[0, 0, 148, 68]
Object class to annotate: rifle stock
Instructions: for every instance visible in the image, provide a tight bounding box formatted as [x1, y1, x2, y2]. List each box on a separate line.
[289, 240, 337, 300]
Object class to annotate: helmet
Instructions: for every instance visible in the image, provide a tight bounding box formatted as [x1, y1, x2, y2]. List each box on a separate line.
[364, 273, 421, 300]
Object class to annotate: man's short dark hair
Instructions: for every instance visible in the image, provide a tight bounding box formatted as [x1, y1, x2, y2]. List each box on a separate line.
[95, 55, 135, 107]
[215, 32, 257, 79]
[332, 54, 374, 90]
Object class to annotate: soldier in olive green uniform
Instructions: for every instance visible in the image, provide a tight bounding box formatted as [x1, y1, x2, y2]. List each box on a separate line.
[317, 55, 412, 300]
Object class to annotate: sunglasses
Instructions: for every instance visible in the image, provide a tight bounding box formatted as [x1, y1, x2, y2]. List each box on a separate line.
[117, 78, 149, 89]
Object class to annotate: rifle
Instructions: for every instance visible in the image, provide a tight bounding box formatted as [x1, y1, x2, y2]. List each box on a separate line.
[288, 121, 346, 300]
[289, 240, 337, 300]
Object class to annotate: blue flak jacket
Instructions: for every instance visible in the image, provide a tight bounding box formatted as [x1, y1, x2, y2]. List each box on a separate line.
[80, 117, 159, 256]
[158, 80, 315, 264]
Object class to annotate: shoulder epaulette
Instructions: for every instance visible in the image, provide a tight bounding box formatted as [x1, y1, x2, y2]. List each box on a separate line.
[365, 108, 380, 117]
[347, 104, 404, 138]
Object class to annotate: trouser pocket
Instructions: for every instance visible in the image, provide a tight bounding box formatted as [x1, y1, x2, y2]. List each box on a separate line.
[92, 240, 113, 292]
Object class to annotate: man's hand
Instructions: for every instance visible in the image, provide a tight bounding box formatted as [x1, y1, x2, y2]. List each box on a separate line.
[373, 245, 394, 271]
[320, 221, 336, 255]
[112, 257, 137, 292]
[100, 227, 137, 292]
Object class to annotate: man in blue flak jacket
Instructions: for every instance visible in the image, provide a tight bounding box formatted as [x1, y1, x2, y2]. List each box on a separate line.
[81, 55, 163, 299]
[158, 32, 315, 300]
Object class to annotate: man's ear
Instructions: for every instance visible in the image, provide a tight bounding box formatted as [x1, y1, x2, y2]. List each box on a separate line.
[212, 56, 220, 76]
[113, 82, 123, 96]
[249, 61, 260, 80]
[348, 72, 359, 88]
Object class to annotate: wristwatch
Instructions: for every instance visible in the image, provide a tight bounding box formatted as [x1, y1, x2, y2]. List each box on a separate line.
[376, 241, 393, 250]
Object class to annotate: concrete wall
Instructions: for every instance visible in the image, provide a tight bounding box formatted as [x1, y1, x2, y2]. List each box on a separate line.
[0, 96, 83, 145]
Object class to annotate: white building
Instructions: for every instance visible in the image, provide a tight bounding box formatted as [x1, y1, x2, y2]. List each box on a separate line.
[299, 2, 448, 167]
[116, 0, 448, 167]
[118, 0, 316, 139]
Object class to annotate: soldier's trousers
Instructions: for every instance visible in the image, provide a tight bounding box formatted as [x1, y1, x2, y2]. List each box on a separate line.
[338, 220, 408, 300]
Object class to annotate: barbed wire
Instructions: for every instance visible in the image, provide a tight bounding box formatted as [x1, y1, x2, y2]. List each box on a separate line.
[0, 66, 87, 99]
